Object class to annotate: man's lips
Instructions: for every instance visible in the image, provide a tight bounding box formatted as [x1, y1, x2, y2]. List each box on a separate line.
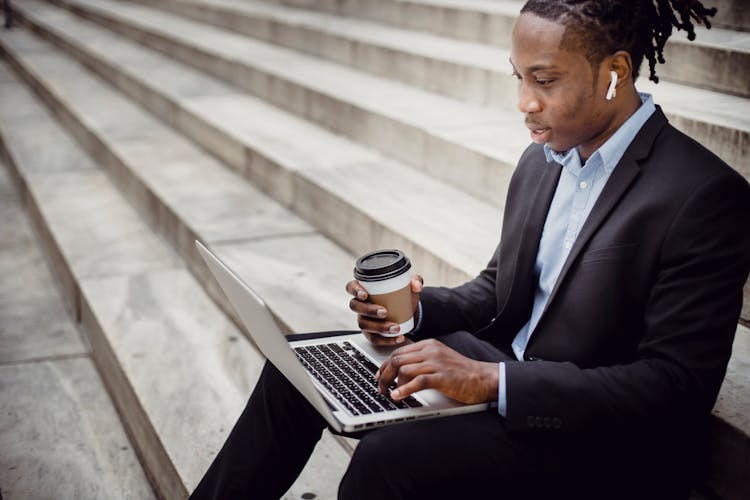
[527, 125, 551, 142]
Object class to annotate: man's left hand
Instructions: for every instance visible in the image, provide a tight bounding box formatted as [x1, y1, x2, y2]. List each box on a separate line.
[376, 339, 499, 405]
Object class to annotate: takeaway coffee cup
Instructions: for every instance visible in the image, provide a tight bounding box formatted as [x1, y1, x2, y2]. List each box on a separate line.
[354, 249, 414, 336]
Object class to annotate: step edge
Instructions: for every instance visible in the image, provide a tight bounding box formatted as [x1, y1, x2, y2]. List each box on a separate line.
[52, 0, 750, 177]
[0, 44, 358, 496]
[8, 5, 496, 280]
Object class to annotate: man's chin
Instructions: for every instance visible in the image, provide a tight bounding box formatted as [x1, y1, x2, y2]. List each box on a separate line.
[544, 139, 574, 154]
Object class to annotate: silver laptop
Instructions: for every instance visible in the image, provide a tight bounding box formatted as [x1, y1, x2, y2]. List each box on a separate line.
[196, 241, 489, 433]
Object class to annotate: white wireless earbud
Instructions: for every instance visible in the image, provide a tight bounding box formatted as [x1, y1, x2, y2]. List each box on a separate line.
[606, 70, 618, 101]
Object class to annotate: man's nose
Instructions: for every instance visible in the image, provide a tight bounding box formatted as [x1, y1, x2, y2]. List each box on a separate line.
[517, 84, 541, 114]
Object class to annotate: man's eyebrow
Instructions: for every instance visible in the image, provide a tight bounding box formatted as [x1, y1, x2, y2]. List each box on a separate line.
[509, 58, 558, 73]
[529, 64, 554, 71]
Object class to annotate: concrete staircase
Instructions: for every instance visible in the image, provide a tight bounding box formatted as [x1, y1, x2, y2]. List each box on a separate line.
[0, 154, 156, 498]
[0, 0, 747, 498]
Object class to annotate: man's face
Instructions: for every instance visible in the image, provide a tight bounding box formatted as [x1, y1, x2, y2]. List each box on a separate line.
[510, 13, 615, 157]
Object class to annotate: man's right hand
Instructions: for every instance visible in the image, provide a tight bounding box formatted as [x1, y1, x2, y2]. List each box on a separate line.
[346, 275, 424, 346]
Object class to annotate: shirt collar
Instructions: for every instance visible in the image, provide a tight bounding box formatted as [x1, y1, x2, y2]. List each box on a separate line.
[544, 93, 656, 174]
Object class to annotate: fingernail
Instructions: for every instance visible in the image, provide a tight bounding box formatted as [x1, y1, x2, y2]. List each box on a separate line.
[395, 335, 405, 344]
[391, 389, 400, 399]
[357, 290, 367, 300]
[374, 370, 380, 381]
[376, 308, 387, 318]
[389, 325, 399, 334]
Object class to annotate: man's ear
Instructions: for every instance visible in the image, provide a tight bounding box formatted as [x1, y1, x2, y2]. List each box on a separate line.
[600, 50, 635, 100]
[610, 50, 634, 85]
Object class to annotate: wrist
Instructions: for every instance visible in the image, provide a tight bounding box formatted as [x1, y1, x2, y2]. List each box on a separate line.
[480, 361, 499, 402]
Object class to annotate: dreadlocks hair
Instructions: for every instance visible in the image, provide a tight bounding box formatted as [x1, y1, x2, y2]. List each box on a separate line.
[520, 0, 717, 83]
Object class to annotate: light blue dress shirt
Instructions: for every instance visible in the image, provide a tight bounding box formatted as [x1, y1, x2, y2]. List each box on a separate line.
[496, 94, 656, 417]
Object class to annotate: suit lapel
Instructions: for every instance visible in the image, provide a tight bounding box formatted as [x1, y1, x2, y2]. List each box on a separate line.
[517, 163, 563, 282]
[542, 158, 640, 312]
[479, 156, 561, 345]
[496, 159, 562, 317]
[535, 107, 669, 326]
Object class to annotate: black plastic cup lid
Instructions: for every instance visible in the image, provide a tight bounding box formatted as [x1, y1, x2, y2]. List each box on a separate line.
[354, 249, 411, 282]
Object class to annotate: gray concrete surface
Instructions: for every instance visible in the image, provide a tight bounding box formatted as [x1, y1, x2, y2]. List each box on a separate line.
[0, 0, 748, 498]
[41, 0, 750, 185]
[0, 59, 354, 499]
[0, 160, 156, 500]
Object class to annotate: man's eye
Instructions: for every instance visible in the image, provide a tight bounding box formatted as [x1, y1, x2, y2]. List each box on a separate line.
[536, 79, 554, 86]
[512, 73, 522, 81]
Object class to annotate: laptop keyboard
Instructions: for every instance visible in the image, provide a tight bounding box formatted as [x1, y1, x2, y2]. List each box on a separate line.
[294, 341, 423, 416]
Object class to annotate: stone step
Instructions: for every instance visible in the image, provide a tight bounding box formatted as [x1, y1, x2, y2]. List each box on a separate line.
[136, 0, 750, 182]
[0, 183, 87, 366]
[261, 0, 523, 46]
[660, 23, 750, 98]
[134, 0, 517, 107]
[6, 1, 502, 287]
[37, 0, 750, 188]
[12, 0, 749, 317]
[267, 0, 750, 37]
[710, 0, 750, 32]
[0, 57, 354, 499]
[256, 0, 750, 97]
[0, 157, 155, 499]
[705, 323, 750, 500]
[0, 12, 367, 331]
[29, 0, 525, 208]
[1, 8, 748, 500]
[0, 356, 158, 499]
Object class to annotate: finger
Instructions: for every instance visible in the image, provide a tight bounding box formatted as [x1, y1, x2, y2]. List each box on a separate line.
[383, 339, 431, 356]
[357, 317, 401, 336]
[411, 275, 424, 293]
[349, 298, 388, 319]
[377, 351, 425, 393]
[378, 351, 425, 378]
[345, 279, 369, 301]
[374, 340, 436, 387]
[363, 330, 406, 347]
[396, 358, 434, 383]
[391, 373, 438, 401]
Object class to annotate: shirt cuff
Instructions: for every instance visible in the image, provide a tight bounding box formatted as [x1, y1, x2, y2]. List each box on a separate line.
[409, 300, 424, 334]
[497, 362, 507, 418]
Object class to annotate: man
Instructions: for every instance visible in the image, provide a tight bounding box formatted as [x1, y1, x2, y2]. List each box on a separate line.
[192, 0, 750, 498]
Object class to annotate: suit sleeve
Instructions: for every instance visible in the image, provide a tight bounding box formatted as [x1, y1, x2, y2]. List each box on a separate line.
[504, 170, 750, 432]
[411, 143, 545, 340]
[413, 241, 501, 339]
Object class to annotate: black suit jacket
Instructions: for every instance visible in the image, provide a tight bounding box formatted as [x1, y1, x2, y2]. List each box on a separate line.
[418, 108, 750, 438]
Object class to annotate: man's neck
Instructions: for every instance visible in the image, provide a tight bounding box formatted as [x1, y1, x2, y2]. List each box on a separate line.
[578, 89, 643, 162]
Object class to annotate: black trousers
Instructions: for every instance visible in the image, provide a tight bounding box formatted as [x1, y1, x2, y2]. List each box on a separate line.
[189, 332, 696, 500]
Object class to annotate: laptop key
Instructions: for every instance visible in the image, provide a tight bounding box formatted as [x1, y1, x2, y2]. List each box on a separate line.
[404, 396, 423, 408]
[298, 341, 427, 417]
[375, 394, 398, 411]
[354, 403, 370, 414]
[361, 396, 384, 413]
